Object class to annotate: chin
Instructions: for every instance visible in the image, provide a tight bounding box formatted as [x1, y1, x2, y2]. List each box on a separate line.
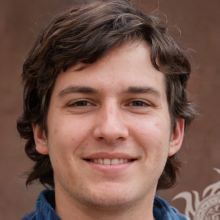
[73, 185, 144, 212]
[81, 194, 136, 212]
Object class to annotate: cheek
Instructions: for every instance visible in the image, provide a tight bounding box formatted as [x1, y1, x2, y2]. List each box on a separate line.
[133, 117, 171, 155]
[48, 115, 94, 157]
[47, 117, 87, 177]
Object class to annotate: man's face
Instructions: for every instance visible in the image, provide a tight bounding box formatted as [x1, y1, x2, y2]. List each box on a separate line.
[34, 41, 184, 210]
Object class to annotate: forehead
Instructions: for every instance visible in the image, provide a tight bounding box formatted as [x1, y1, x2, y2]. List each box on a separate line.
[52, 41, 166, 99]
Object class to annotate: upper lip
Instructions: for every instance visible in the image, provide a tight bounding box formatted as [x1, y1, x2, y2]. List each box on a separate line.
[83, 152, 137, 160]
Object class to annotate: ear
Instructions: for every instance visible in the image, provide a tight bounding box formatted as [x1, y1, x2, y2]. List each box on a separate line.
[32, 123, 49, 155]
[168, 119, 185, 157]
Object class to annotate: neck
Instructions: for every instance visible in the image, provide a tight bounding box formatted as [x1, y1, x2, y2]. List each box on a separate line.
[55, 186, 156, 220]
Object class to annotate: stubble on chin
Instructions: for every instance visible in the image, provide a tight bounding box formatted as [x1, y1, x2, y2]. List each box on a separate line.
[65, 182, 154, 213]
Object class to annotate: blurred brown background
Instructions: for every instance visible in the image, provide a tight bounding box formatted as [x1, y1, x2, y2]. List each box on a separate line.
[0, 0, 219, 219]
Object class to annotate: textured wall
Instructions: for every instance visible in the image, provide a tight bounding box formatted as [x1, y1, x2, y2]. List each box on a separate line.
[0, 0, 219, 219]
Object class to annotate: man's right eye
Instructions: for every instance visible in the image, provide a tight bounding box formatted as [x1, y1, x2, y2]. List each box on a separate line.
[69, 101, 91, 107]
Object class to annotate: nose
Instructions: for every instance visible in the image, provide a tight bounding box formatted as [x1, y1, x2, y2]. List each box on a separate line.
[92, 101, 129, 144]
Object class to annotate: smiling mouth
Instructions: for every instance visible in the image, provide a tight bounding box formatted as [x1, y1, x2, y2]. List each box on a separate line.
[85, 158, 136, 165]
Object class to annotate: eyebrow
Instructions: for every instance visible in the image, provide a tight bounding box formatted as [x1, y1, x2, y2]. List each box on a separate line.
[124, 86, 161, 98]
[58, 85, 161, 98]
[58, 86, 98, 97]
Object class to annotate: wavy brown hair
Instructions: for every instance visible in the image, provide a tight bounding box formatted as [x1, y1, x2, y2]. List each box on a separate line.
[17, 0, 196, 190]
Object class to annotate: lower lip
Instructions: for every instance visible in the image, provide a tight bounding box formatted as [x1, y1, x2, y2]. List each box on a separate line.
[84, 160, 136, 173]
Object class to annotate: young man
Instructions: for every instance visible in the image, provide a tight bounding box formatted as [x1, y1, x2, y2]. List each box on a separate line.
[18, 0, 196, 219]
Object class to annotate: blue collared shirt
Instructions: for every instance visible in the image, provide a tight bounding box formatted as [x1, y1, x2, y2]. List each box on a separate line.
[21, 189, 189, 220]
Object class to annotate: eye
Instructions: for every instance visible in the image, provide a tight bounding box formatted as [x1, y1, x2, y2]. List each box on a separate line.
[69, 100, 92, 107]
[128, 101, 148, 107]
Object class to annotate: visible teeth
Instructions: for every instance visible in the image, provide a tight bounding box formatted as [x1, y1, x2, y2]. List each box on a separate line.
[91, 158, 132, 164]
[104, 158, 110, 165]
[111, 158, 119, 165]
[119, 158, 124, 164]
[98, 158, 103, 164]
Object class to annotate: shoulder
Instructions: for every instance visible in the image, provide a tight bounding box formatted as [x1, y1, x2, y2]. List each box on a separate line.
[153, 195, 190, 220]
[21, 189, 61, 220]
[20, 210, 37, 220]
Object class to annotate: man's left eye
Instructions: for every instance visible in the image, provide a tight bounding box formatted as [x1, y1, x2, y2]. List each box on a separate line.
[129, 101, 147, 106]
